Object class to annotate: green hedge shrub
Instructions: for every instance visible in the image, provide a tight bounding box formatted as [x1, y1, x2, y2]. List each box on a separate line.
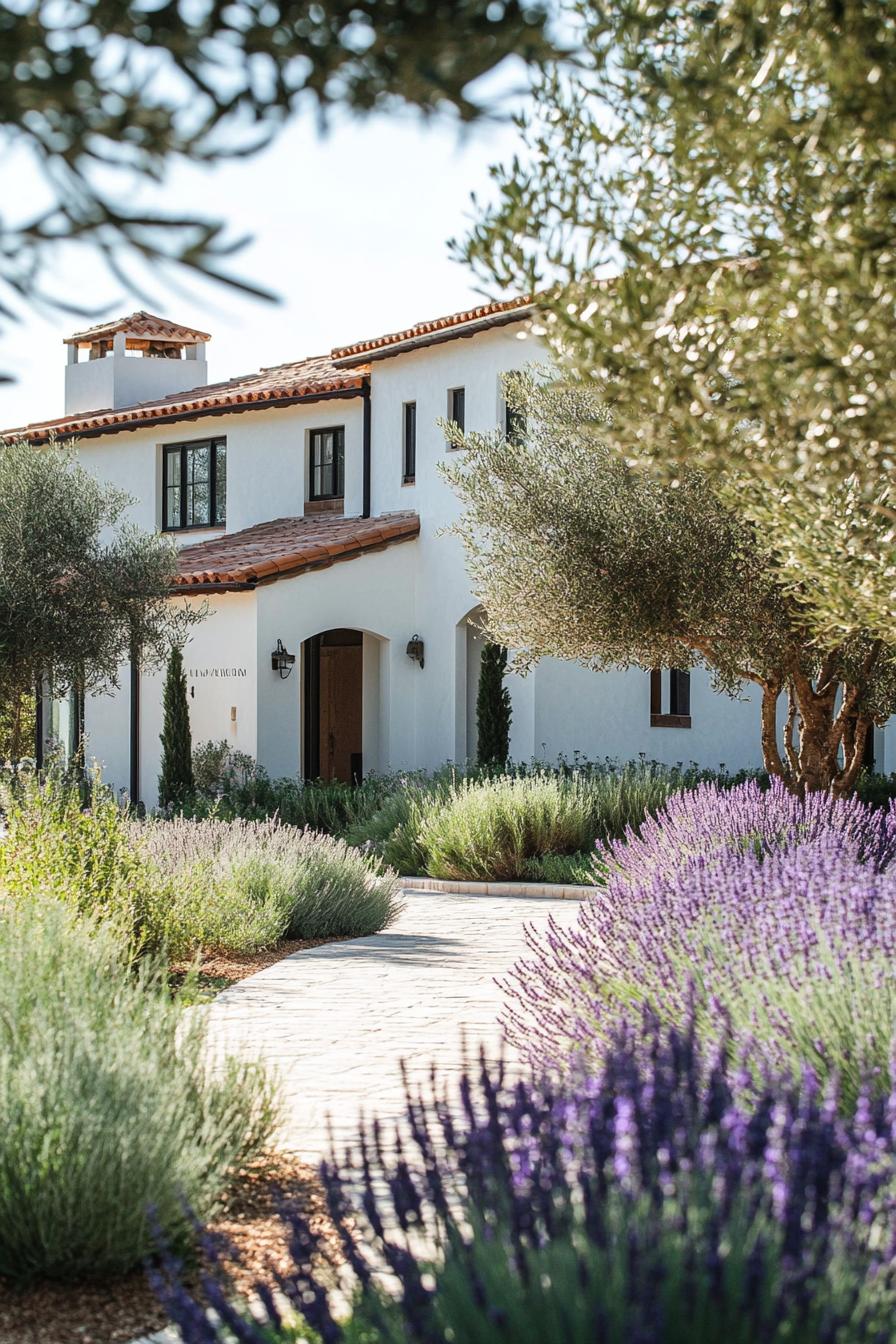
[0, 900, 277, 1281]
[347, 760, 733, 880]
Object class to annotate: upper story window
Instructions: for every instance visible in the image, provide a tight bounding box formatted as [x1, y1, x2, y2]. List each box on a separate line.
[446, 386, 465, 447]
[650, 667, 691, 728]
[163, 437, 226, 531]
[504, 398, 526, 446]
[309, 427, 344, 500]
[402, 401, 416, 484]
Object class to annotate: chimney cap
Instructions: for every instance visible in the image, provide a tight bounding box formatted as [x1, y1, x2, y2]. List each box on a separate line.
[63, 310, 211, 348]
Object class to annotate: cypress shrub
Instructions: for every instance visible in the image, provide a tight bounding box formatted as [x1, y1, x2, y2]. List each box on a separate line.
[158, 645, 194, 809]
[476, 641, 512, 767]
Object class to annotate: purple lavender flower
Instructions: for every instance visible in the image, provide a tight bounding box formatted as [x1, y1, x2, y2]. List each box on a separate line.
[505, 783, 896, 1106]
[157, 1013, 896, 1343]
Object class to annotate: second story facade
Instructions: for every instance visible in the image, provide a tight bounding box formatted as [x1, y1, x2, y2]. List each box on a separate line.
[8, 299, 539, 552]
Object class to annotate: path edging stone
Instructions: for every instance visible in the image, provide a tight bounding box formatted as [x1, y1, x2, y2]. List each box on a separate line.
[401, 876, 589, 899]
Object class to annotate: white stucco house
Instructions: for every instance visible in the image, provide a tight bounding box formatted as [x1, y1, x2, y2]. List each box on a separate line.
[5, 301, 884, 806]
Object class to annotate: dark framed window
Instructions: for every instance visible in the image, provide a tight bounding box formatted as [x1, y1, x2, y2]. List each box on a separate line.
[309, 427, 345, 500]
[650, 668, 692, 728]
[402, 401, 416, 483]
[504, 399, 526, 446]
[163, 438, 226, 531]
[446, 386, 465, 446]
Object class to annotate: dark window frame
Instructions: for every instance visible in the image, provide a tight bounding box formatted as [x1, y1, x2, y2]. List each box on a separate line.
[650, 667, 692, 728]
[504, 398, 526, 446]
[162, 437, 226, 532]
[402, 401, 417, 483]
[446, 386, 465, 447]
[309, 426, 345, 501]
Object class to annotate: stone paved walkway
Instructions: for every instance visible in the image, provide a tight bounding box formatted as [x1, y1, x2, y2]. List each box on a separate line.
[203, 888, 582, 1162]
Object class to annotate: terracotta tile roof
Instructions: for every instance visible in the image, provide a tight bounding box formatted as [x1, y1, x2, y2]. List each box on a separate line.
[330, 296, 536, 365]
[65, 310, 212, 345]
[174, 511, 420, 590]
[2, 355, 368, 444]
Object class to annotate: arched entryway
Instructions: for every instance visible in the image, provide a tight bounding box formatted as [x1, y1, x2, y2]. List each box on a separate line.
[303, 628, 363, 782]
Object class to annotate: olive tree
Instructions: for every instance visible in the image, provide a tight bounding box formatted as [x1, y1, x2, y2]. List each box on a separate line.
[443, 375, 896, 796]
[0, 440, 198, 760]
[1, 0, 553, 329]
[461, 0, 896, 640]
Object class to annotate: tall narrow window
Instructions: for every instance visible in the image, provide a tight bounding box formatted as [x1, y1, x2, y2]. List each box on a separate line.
[650, 668, 692, 727]
[163, 438, 226, 530]
[402, 401, 416, 483]
[309, 427, 345, 500]
[504, 398, 526, 445]
[447, 386, 465, 447]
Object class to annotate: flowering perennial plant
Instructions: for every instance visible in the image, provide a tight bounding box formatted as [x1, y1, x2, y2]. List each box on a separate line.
[596, 778, 896, 886]
[153, 1013, 896, 1343]
[507, 795, 896, 1105]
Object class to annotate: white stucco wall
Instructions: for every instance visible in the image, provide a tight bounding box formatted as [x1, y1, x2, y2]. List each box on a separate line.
[69, 398, 365, 539]
[63, 314, 885, 796]
[64, 348, 209, 415]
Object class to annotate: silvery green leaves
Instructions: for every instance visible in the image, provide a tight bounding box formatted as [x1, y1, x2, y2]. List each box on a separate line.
[461, 0, 896, 640]
[443, 371, 896, 794]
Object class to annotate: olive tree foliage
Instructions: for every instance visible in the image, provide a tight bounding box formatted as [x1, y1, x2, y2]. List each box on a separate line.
[0, 440, 199, 759]
[442, 374, 896, 796]
[0, 0, 554, 329]
[460, 0, 896, 640]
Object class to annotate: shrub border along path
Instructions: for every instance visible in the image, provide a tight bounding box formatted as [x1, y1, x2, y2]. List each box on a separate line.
[193, 885, 583, 1160]
[133, 884, 583, 1343]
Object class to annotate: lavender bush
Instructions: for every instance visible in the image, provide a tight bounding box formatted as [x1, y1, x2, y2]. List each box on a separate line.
[507, 789, 896, 1106]
[154, 1012, 896, 1343]
[135, 816, 402, 955]
[596, 777, 896, 885]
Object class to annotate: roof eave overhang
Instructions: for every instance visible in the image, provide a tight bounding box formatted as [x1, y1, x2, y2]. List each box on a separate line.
[10, 383, 367, 446]
[331, 307, 536, 368]
[171, 524, 420, 594]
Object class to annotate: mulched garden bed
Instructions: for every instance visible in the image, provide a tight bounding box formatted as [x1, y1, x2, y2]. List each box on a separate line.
[170, 935, 351, 1002]
[0, 1151, 338, 1344]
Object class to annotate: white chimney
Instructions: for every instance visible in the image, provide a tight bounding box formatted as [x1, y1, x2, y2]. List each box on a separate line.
[63, 311, 211, 415]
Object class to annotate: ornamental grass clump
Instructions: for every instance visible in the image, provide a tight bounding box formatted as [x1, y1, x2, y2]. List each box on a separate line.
[418, 773, 598, 880]
[508, 829, 896, 1109]
[0, 900, 277, 1282]
[154, 1012, 896, 1343]
[137, 815, 402, 954]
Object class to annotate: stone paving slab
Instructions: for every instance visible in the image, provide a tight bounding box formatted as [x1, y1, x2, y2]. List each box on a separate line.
[203, 888, 582, 1161]
[132, 889, 582, 1342]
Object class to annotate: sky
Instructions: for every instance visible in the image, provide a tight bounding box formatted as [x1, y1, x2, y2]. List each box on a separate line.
[1, 84, 528, 430]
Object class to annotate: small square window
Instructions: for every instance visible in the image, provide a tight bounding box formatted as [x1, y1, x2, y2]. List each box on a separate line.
[649, 668, 692, 728]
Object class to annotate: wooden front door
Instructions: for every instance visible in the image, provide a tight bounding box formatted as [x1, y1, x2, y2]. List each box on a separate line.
[317, 637, 363, 782]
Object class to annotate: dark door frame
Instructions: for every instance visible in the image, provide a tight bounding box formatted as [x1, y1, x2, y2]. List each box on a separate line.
[302, 629, 364, 783]
[303, 633, 322, 781]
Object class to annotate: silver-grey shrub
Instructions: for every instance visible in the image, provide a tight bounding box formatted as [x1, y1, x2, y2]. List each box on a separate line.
[418, 774, 598, 881]
[136, 816, 402, 953]
[0, 900, 278, 1281]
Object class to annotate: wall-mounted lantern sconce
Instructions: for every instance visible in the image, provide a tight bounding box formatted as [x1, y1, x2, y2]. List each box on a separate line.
[406, 635, 425, 670]
[271, 638, 296, 679]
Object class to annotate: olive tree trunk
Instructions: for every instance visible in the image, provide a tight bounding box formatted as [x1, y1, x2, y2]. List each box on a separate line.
[759, 673, 874, 798]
